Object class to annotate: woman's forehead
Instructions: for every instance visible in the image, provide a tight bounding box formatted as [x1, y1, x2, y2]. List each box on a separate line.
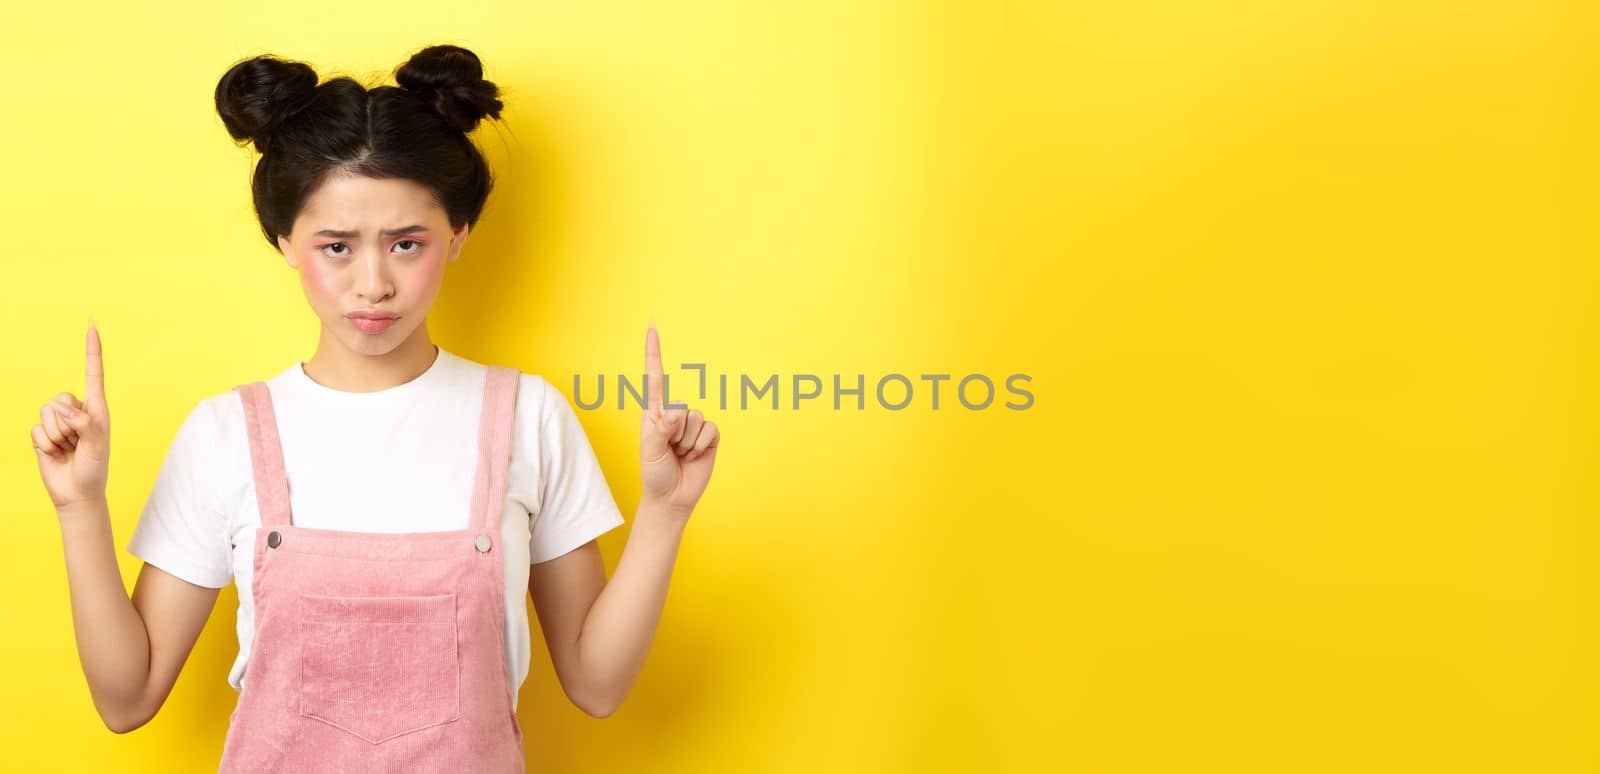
[297, 175, 445, 230]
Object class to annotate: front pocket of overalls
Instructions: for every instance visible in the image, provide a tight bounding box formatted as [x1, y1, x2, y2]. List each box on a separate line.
[297, 592, 462, 744]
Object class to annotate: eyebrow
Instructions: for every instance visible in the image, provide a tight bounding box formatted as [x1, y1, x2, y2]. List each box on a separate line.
[313, 225, 430, 238]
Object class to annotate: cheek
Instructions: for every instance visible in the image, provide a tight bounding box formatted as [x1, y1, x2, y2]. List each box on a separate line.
[420, 248, 447, 278]
[413, 251, 446, 287]
[299, 253, 342, 301]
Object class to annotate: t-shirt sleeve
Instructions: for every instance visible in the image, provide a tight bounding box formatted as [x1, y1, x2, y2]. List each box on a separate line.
[526, 376, 626, 564]
[125, 398, 233, 588]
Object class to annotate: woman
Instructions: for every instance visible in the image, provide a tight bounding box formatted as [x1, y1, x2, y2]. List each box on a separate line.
[32, 44, 719, 772]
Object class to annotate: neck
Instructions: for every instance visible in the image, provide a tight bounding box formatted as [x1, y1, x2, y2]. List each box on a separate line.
[301, 322, 439, 393]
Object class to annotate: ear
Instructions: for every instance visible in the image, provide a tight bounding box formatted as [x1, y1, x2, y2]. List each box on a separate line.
[446, 223, 469, 263]
[277, 234, 299, 269]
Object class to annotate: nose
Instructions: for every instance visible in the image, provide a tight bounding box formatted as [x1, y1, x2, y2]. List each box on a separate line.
[355, 245, 396, 302]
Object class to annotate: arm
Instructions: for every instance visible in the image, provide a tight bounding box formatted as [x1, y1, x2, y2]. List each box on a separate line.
[35, 321, 218, 733]
[528, 503, 686, 718]
[529, 323, 719, 717]
[58, 498, 219, 732]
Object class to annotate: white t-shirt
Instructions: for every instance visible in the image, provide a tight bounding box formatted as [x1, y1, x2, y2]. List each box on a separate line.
[125, 346, 626, 710]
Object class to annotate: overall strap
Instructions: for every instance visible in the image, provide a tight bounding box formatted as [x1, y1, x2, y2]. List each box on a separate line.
[234, 382, 292, 528]
[469, 366, 521, 532]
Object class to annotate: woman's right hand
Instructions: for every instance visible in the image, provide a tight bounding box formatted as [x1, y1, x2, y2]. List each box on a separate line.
[33, 319, 112, 512]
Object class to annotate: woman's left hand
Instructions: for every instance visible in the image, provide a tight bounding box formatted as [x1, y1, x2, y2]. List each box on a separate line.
[639, 323, 719, 519]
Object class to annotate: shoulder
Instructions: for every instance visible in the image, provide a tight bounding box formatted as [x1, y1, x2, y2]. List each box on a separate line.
[436, 350, 556, 416]
[508, 372, 600, 457]
[150, 386, 254, 502]
[515, 371, 555, 410]
[174, 386, 248, 444]
[513, 372, 574, 438]
[518, 373, 594, 433]
[160, 389, 253, 479]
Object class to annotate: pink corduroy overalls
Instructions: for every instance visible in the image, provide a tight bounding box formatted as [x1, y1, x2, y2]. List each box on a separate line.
[217, 365, 527, 773]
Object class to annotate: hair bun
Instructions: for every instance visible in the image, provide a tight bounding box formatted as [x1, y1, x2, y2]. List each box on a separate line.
[214, 55, 319, 151]
[395, 44, 504, 133]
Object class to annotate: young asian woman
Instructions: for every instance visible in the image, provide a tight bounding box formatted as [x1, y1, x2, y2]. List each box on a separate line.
[32, 43, 719, 772]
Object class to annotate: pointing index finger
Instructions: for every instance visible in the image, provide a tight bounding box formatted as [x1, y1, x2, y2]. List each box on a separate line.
[85, 316, 106, 411]
[645, 321, 663, 414]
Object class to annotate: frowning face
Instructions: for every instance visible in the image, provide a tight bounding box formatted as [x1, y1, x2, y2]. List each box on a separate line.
[276, 173, 468, 357]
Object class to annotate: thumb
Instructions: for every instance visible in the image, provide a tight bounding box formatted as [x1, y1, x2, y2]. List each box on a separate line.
[59, 406, 91, 432]
[59, 406, 103, 448]
[640, 409, 680, 462]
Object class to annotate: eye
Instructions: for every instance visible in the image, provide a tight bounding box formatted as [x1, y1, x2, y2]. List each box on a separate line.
[394, 239, 423, 254]
[320, 243, 350, 259]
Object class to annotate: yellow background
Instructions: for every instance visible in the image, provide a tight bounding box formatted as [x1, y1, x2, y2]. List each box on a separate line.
[1, 1, 1593, 771]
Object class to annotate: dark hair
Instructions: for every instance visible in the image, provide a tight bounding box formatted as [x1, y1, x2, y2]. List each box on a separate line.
[214, 44, 504, 249]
